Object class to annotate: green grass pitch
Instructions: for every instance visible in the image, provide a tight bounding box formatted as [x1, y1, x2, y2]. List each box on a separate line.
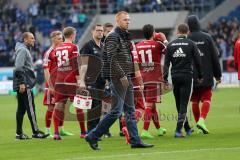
[0, 88, 239, 160]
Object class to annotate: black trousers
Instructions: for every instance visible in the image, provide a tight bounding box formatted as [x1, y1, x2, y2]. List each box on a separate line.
[16, 89, 39, 135]
[87, 82, 106, 132]
[89, 100, 112, 134]
[172, 75, 193, 133]
[87, 98, 102, 131]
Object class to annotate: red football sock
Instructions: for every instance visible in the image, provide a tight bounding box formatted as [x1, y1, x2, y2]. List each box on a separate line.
[143, 107, 152, 130]
[200, 101, 211, 119]
[120, 116, 130, 144]
[76, 108, 86, 133]
[53, 108, 64, 135]
[59, 118, 64, 127]
[122, 127, 130, 144]
[45, 110, 53, 128]
[121, 116, 126, 128]
[152, 108, 160, 129]
[135, 109, 142, 122]
[192, 101, 200, 122]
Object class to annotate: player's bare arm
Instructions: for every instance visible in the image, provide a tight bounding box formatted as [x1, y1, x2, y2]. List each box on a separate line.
[78, 56, 89, 90]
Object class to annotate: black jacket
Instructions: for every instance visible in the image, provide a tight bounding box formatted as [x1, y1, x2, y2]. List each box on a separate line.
[102, 27, 134, 79]
[80, 39, 105, 86]
[163, 35, 203, 81]
[13, 68, 36, 91]
[187, 15, 222, 88]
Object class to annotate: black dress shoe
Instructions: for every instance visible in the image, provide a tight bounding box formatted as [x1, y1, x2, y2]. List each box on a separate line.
[131, 143, 154, 148]
[85, 136, 101, 150]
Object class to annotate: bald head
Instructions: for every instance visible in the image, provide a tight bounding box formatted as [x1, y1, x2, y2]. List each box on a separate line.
[22, 32, 32, 41]
[22, 32, 35, 47]
[115, 11, 130, 30]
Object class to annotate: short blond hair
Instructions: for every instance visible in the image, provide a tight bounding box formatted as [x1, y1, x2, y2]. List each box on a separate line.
[63, 27, 76, 38]
[115, 11, 129, 21]
[50, 31, 62, 39]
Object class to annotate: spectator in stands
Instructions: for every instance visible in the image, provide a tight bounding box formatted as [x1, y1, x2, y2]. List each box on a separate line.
[39, 0, 48, 15]
[207, 18, 240, 60]
[28, 1, 39, 20]
[70, 7, 79, 27]
[0, 36, 7, 52]
[116, 0, 124, 11]
[78, 10, 87, 27]
[218, 37, 228, 58]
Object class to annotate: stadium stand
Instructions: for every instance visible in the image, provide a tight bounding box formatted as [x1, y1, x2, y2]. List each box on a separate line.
[0, 0, 230, 67]
[99, 0, 223, 17]
[207, 5, 240, 60]
[0, 0, 91, 67]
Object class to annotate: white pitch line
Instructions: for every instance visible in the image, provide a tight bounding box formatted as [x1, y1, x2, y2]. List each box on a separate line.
[64, 146, 240, 160]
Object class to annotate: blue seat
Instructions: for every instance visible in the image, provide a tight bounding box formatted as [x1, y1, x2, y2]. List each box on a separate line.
[218, 16, 226, 22]
[217, 5, 240, 22]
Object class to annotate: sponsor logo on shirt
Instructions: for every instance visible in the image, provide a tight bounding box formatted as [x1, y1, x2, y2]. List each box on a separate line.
[171, 43, 189, 46]
[173, 47, 186, 57]
[198, 49, 204, 56]
[194, 41, 205, 45]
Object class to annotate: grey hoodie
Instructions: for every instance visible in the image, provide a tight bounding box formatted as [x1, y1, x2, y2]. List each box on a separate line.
[13, 42, 36, 91]
[15, 42, 34, 71]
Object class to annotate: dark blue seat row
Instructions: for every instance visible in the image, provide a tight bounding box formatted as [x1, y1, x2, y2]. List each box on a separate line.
[218, 5, 240, 21]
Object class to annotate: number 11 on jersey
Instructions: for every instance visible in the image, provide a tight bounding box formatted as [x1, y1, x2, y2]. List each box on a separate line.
[138, 49, 153, 63]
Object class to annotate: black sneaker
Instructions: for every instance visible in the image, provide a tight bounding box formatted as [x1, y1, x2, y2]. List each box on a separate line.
[32, 132, 49, 139]
[38, 130, 45, 134]
[131, 143, 154, 148]
[16, 133, 31, 140]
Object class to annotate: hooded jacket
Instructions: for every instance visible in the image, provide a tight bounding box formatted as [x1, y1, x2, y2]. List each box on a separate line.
[187, 15, 222, 88]
[13, 42, 36, 91]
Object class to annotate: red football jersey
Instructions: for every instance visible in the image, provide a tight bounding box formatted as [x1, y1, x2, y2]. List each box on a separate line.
[43, 47, 57, 88]
[135, 40, 166, 83]
[54, 42, 79, 85]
